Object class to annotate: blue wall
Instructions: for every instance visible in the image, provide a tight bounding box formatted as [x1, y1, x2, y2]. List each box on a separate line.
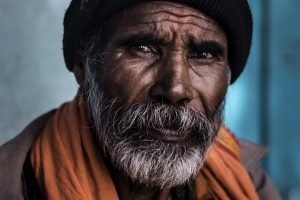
[1, 0, 300, 198]
[225, 0, 300, 198]
[225, 0, 262, 143]
[0, 0, 77, 143]
[268, 0, 300, 197]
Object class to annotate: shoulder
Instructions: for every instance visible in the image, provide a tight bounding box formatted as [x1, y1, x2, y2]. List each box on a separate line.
[0, 110, 55, 200]
[238, 138, 267, 170]
[238, 138, 282, 200]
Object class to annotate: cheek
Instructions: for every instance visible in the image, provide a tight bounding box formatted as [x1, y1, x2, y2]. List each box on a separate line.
[191, 64, 229, 114]
[102, 54, 155, 106]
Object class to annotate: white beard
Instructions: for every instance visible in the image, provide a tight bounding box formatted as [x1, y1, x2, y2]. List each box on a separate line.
[84, 63, 223, 188]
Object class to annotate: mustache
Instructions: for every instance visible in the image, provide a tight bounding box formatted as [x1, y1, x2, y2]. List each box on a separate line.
[99, 101, 223, 140]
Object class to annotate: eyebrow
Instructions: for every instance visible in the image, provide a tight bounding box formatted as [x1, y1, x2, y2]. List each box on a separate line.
[115, 33, 167, 47]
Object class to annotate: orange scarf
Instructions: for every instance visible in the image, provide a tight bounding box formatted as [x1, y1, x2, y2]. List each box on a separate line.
[30, 96, 259, 200]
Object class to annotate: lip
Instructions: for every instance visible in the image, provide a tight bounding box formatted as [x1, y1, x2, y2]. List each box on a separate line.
[147, 128, 188, 142]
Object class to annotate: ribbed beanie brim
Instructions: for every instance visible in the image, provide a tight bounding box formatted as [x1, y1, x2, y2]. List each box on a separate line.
[63, 0, 253, 83]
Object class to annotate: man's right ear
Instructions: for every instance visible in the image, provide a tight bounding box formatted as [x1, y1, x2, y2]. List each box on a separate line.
[73, 62, 85, 87]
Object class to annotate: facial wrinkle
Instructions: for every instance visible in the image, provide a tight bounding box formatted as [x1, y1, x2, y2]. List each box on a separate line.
[125, 21, 219, 52]
[122, 12, 218, 33]
[130, 10, 216, 26]
[123, 1, 217, 24]
[116, 14, 223, 43]
[150, 18, 216, 35]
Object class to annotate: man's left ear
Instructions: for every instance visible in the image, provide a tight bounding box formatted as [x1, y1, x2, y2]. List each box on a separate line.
[73, 62, 85, 87]
[227, 66, 232, 85]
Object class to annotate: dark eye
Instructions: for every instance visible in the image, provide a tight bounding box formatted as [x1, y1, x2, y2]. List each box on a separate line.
[127, 43, 157, 58]
[189, 51, 214, 60]
[132, 45, 152, 53]
[188, 42, 224, 64]
[187, 49, 218, 67]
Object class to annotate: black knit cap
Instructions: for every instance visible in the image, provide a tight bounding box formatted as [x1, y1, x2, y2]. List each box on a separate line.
[63, 0, 253, 83]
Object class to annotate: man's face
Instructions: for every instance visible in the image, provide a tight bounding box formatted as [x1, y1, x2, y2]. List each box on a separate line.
[100, 1, 229, 116]
[83, 1, 229, 188]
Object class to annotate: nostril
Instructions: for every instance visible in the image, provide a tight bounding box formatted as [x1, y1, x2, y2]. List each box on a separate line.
[149, 72, 193, 105]
[149, 84, 193, 105]
[152, 95, 171, 104]
[151, 94, 190, 106]
[176, 98, 190, 106]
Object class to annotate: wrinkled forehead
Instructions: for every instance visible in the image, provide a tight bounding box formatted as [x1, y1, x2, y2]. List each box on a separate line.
[112, 1, 217, 23]
[102, 1, 225, 38]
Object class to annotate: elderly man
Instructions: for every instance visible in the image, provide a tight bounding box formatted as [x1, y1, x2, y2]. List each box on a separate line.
[0, 0, 281, 199]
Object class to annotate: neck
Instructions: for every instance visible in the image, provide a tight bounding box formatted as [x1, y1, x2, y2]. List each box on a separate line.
[109, 166, 171, 200]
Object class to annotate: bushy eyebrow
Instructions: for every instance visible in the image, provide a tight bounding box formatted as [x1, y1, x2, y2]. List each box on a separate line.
[115, 33, 167, 47]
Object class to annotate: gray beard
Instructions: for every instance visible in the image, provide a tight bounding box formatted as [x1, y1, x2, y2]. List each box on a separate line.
[84, 66, 224, 189]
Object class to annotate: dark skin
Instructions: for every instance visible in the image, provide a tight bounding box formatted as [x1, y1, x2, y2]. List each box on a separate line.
[74, 1, 230, 200]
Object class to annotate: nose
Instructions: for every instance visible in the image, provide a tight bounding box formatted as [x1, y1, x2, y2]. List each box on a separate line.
[149, 53, 193, 105]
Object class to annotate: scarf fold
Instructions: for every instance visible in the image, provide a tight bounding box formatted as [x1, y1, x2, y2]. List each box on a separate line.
[195, 127, 259, 200]
[30, 96, 259, 200]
